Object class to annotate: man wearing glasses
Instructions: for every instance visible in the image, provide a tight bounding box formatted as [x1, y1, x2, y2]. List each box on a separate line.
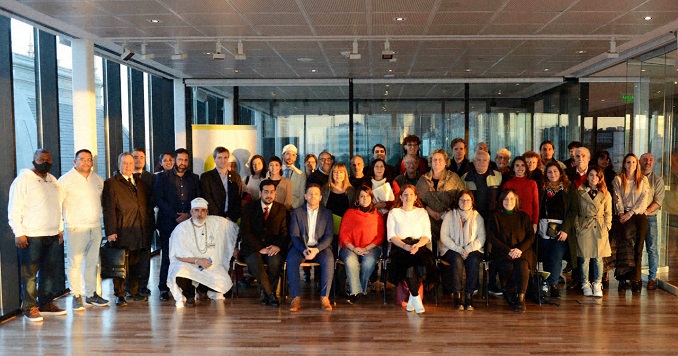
[397, 134, 428, 176]
[306, 151, 334, 187]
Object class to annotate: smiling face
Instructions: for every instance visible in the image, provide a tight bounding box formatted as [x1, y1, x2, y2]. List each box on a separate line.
[373, 146, 386, 160]
[161, 154, 175, 171]
[458, 193, 473, 211]
[74, 151, 93, 175]
[332, 166, 346, 185]
[318, 152, 333, 173]
[513, 160, 526, 178]
[502, 191, 517, 211]
[400, 187, 417, 209]
[283, 151, 297, 166]
[587, 169, 600, 188]
[269, 161, 282, 176]
[305, 186, 322, 208]
[251, 157, 264, 173]
[119, 154, 134, 176]
[405, 142, 419, 155]
[373, 160, 385, 180]
[546, 165, 561, 183]
[358, 190, 372, 208]
[431, 153, 447, 174]
[624, 156, 638, 176]
[525, 157, 538, 172]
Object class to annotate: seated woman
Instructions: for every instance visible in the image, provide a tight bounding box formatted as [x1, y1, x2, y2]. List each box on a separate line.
[440, 190, 485, 311]
[370, 158, 400, 215]
[487, 189, 536, 312]
[387, 184, 436, 314]
[576, 166, 612, 298]
[267, 156, 293, 210]
[321, 163, 356, 217]
[338, 186, 385, 304]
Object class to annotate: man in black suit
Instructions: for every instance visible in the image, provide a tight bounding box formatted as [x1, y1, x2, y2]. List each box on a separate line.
[200, 147, 243, 222]
[154, 148, 201, 301]
[239, 179, 289, 307]
[132, 147, 155, 297]
[102, 153, 154, 306]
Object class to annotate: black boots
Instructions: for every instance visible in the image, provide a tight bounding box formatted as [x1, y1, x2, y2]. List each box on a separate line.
[631, 280, 642, 293]
[503, 290, 516, 309]
[513, 293, 526, 313]
[453, 293, 463, 310]
[464, 294, 474, 311]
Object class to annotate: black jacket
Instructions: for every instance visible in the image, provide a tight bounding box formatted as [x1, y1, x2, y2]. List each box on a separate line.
[102, 172, 154, 250]
[155, 168, 201, 234]
[238, 200, 289, 258]
[200, 168, 243, 222]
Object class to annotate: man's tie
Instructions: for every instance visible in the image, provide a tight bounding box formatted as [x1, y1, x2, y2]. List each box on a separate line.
[264, 206, 269, 221]
[284, 167, 291, 179]
[128, 177, 136, 191]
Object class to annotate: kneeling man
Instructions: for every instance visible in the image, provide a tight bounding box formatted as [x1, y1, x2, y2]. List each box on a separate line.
[287, 184, 334, 311]
[168, 197, 238, 308]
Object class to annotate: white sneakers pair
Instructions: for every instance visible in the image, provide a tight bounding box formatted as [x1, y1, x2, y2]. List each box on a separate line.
[406, 294, 425, 314]
[583, 282, 603, 298]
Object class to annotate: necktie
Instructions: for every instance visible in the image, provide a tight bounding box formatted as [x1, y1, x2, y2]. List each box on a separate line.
[128, 177, 136, 191]
[284, 168, 291, 179]
[264, 206, 269, 221]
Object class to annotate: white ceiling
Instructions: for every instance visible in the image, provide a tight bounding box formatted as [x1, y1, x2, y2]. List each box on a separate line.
[2, 0, 678, 93]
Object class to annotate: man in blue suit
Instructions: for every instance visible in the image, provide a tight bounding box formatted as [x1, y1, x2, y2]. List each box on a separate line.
[287, 183, 334, 312]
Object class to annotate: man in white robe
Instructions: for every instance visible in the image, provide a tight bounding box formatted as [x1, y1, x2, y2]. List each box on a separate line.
[167, 197, 238, 308]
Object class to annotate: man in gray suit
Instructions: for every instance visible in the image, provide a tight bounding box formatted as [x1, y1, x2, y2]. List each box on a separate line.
[281, 144, 306, 209]
[286, 184, 334, 312]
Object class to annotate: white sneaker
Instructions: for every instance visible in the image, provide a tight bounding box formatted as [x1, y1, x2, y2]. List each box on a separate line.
[592, 282, 603, 297]
[413, 295, 425, 314]
[582, 282, 593, 297]
[406, 294, 414, 312]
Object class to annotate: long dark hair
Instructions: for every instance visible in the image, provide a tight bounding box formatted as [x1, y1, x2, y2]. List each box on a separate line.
[249, 155, 267, 177]
[585, 165, 608, 196]
[499, 188, 522, 212]
[543, 161, 571, 192]
[352, 185, 376, 213]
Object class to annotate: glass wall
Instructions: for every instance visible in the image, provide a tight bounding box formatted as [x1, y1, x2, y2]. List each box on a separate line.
[11, 19, 37, 170]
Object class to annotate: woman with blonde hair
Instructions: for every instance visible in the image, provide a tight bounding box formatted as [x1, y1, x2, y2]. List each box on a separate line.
[321, 162, 356, 217]
[612, 153, 649, 292]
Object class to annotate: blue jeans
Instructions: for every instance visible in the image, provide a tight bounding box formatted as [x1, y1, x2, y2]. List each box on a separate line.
[18, 235, 62, 311]
[339, 247, 381, 295]
[287, 247, 334, 298]
[539, 237, 568, 286]
[645, 215, 659, 280]
[579, 257, 603, 284]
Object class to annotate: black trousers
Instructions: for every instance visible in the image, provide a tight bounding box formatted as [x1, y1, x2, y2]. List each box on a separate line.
[175, 277, 211, 299]
[113, 248, 146, 297]
[497, 258, 530, 294]
[244, 252, 284, 296]
[388, 244, 437, 297]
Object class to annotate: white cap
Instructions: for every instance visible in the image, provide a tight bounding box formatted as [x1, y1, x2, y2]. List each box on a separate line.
[282, 144, 298, 155]
[191, 197, 209, 210]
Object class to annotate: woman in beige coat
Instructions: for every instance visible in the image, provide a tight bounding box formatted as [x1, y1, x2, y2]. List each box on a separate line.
[576, 166, 612, 298]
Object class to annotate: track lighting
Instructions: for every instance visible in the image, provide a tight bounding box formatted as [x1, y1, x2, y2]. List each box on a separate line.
[235, 40, 246, 60]
[213, 39, 225, 60]
[171, 40, 187, 60]
[139, 41, 154, 60]
[382, 39, 394, 60]
[349, 39, 361, 60]
[120, 40, 134, 61]
[606, 37, 619, 59]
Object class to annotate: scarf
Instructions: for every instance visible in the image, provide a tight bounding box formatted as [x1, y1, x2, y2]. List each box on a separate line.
[545, 182, 564, 199]
[451, 209, 474, 246]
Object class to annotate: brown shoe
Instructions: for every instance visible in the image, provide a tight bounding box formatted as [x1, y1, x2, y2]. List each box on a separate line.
[647, 279, 657, 290]
[23, 307, 43, 322]
[38, 302, 67, 316]
[320, 296, 333, 311]
[289, 297, 301, 312]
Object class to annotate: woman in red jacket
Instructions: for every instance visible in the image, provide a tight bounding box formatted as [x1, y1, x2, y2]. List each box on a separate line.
[338, 186, 385, 304]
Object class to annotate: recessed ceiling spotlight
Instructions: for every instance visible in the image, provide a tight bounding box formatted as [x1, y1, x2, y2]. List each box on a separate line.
[385, 84, 390, 87]
[205, 52, 212, 55]
[516, 83, 520, 86]
[149, 19, 161, 23]
[233, 69, 239, 73]
[577, 50, 586, 54]
[388, 69, 393, 72]
[297, 57, 313, 62]
[310, 69, 317, 73]
[642, 69, 646, 72]
[394, 17, 405, 21]
[644, 16, 652, 21]
[544, 68, 549, 71]
[465, 69, 471, 72]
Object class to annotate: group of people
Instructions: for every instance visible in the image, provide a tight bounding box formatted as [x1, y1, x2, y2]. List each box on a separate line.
[7, 134, 667, 321]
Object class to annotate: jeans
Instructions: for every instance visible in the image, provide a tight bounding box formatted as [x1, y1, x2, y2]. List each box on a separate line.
[339, 247, 381, 295]
[65, 227, 103, 297]
[579, 257, 603, 284]
[287, 248, 334, 298]
[441, 250, 482, 294]
[244, 251, 284, 296]
[645, 215, 659, 280]
[539, 237, 568, 286]
[18, 235, 62, 311]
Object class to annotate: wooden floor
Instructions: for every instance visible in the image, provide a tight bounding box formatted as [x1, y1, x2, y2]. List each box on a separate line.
[1, 257, 678, 355]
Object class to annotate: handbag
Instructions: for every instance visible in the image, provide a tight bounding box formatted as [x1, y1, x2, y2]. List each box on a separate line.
[546, 222, 562, 239]
[100, 242, 128, 279]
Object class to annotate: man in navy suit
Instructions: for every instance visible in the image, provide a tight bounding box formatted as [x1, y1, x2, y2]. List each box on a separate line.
[287, 183, 334, 311]
[200, 147, 243, 222]
[239, 179, 288, 307]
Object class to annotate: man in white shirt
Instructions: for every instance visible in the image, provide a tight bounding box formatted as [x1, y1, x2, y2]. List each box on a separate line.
[281, 144, 306, 209]
[640, 153, 665, 290]
[8, 149, 66, 322]
[59, 149, 109, 310]
[287, 184, 335, 312]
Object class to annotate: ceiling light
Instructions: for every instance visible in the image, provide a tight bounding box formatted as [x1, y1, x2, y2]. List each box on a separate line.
[644, 16, 652, 21]
[297, 57, 313, 62]
[213, 39, 225, 60]
[465, 69, 472, 72]
[310, 69, 317, 73]
[120, 40, 134, 61]
[349, 39, 361, 60]
[388, 69, 393, 72]
[235, 40, 246, 60]
[171, 41, 187, 60]
[149, 19, 161, 24]
[382, 39, 394, 60]
[544, 68, 549, 71]
[139, 41, 154, 60]
[234, 69, 239, 73]
[577, 50, 586, 54]
[607, 37, 619, 58]
[394, 17, 405, 21]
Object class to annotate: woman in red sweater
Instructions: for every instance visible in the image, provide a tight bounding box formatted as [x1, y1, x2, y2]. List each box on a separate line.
[338, 185, 385, 304]
[503, 156, 539, 233]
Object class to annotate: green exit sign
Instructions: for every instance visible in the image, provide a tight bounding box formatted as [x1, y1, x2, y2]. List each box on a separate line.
[621, 94, 634, 103]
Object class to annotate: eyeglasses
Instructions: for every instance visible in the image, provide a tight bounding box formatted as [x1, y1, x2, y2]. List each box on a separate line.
[77, 158, 93, 162]
[319, 158, 333, 162]
[405, 143, 419, 147]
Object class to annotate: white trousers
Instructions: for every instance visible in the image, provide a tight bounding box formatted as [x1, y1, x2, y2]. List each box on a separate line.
[66, 226, 103, 297]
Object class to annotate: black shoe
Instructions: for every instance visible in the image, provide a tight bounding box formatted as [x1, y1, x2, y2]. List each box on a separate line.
[549, 285, 560, 299]
[133, 294, 148, 301]
[631, 280, 642, 292]
[139, 287, 152, 297]
[618, 280, 629, 292]
[259, 293, 269, 305]
[159, 291, 170, 301]
[115, 297, 127, 307]
[513, 293, 526, 313]
[503, 290, 516, 308]
[346, 294, 361, 305]
[464, 294, 475, 311]
[453, 293, 463, 311]
[267, 295, 280, 307]
[186, 298, 196, 308]
[197, 291, 209, 302]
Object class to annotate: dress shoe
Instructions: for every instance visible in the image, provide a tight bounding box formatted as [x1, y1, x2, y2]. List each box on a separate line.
[259, 294, 269, 305]
[618, 280, 629, 292]
[289, 296, 301, 312]
[453, 293, 463, 311]
[268, 295, 280, 307]
[320, 296, 333, 311]
[133, 294, 148, 301]
[197, 291, 209, 302]
[647, 279, 657, 290]
[185, 298, 196, 308]
[464, 294, 475, 311]
[115, 297, 127, 307]
[503, 290, 516, 309]
[159, 291, 170, 301]
[631, 280, 642, 292]
[139, 287, 152, 297]
[549, 284, 560, 299]
[346, 294, 361, 305]
[513, 293, 526, 313]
